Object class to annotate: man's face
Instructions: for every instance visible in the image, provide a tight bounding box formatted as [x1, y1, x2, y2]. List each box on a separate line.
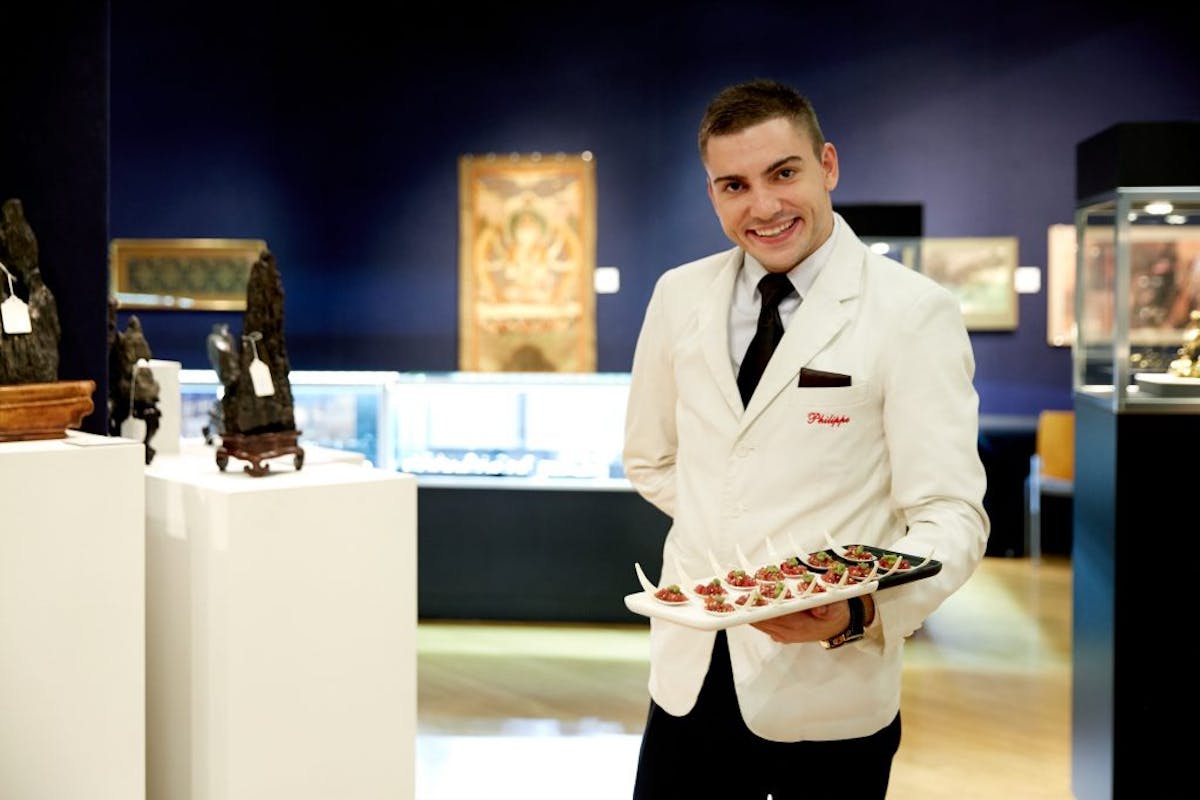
[704, 117, 839, 273]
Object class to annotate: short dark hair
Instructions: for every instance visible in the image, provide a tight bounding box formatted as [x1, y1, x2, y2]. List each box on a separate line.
[698, 79, 825, 159]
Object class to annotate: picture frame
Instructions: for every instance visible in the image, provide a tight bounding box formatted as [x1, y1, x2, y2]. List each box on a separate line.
[1046, 224, 1076, 347]
[919, 236, 1018, 331]
[108, 238, 268, 311]
[458, 153, 597, 372]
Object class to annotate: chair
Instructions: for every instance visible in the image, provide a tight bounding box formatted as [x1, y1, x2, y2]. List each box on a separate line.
[1023, 410, 1074, 562]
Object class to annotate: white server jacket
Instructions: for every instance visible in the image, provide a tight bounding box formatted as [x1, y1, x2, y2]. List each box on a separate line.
[622, 217, 990, 742]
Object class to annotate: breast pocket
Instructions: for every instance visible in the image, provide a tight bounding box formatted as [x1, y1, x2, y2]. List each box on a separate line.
[788, 382, 879, 474]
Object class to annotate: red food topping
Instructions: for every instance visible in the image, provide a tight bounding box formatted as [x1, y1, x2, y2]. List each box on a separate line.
[754, 564, 786, 583]
[759, 581, 793, 600]
[806, 551, 834, 568]
[779, 557, 808, 576]
[847, 563, 874, 581]
[694, 578, 727, 596]
[842, 544, 875, 562]
[725, 569, 757, 588]
[820, 563, 849, 585]
[879, 553, 912, 570]
[704, 596, 736, 614]
[654, 584, 688, 603]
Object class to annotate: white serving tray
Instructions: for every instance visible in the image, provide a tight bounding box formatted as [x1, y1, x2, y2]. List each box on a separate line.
[624, 577, 879, 631]
[624, 539, 940, 631]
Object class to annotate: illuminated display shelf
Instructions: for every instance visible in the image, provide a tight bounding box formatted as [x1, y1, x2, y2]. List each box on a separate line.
[179, 369, 632, 487]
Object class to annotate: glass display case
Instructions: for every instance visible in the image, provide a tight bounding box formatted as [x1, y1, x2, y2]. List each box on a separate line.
[834, 202, 923, 271]
[864, 237, 921, 270]
[1073, 188, 1200, 411]
[387, 371, 631, 487]
[178, 369, 398, 466]
[178, 369, 633, 484]
[1072, 121, 1200, 412]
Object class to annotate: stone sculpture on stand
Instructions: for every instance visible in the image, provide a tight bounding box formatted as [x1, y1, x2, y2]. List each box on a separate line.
[0, 197, 94, 441]
[1, 198, 60, 384]
[212, 249, 304, 476]
[106, 301, 162, 464]
[201, 322, 236, 445]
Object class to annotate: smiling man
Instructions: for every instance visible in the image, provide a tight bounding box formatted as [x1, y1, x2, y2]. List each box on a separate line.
[622, 79, 991, 799]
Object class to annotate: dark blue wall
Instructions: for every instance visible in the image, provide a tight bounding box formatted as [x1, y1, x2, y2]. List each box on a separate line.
[5, 5, 110, 433]
[109, 1, 1200, 415]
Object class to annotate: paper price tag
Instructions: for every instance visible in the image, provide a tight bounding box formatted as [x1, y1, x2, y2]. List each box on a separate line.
[249, 357, 275, 397]
[1, 295, 32, 334]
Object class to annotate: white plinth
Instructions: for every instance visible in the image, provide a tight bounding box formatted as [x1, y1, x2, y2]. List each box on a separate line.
[144, 449, 417, 800]
[122, 358, 182, 456]
[0, 431, 146, 800]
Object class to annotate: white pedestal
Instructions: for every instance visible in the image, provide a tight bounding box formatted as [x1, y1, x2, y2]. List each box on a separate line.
[144, 450, 417, 800]
[0, 432, 146, 800]
[122, 358, 182, 456]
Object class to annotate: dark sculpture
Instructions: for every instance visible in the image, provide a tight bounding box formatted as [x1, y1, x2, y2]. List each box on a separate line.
[0, 197, 93, 443]
[212, 249, 303, 475]
[202, 322, 236, 444]
[107, 303, 162, 464]
[0, 197, 61, 384]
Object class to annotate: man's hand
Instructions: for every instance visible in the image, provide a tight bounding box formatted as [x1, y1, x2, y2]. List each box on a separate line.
[750, 595, 875, 644]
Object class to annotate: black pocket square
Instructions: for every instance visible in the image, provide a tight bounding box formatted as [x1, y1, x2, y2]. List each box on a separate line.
[798, 368, 852, 388]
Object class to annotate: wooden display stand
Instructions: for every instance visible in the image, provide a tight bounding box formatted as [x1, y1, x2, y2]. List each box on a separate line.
[216, 429, 305, 476]
[0, 432, 146, 800]
[0, 379, 95, 442]
[143, 450, 417, 800]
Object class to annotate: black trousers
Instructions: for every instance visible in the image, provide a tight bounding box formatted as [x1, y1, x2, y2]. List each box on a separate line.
[632, 631, 901, 800]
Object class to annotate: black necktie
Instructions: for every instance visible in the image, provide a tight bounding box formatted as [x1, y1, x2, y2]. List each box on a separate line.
[737, 272, 796, 407]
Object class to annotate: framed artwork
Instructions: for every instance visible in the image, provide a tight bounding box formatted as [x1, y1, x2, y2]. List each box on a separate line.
[1046, 224, 1076, 347]
[919, 237, 1018, 331]
[1047, 223, 1200, 348]
[109, 238, 267, 311]
[458, 153, 597, 372]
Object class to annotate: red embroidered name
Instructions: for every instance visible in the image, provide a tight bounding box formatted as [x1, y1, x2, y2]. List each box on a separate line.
[807, 412, 850, 427]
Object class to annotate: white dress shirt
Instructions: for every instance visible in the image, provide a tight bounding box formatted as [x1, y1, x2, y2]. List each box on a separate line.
[728, 215, 842, 375]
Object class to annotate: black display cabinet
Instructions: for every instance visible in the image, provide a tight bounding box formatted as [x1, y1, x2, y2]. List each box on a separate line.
[1071, 121, 1200, 799]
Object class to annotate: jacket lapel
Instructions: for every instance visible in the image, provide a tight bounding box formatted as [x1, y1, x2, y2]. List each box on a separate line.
[697, 249, 744, 417]
[739, 226, 866, 429]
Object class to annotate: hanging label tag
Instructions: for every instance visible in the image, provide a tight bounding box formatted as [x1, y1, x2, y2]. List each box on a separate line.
[249, 357, 275, 396]
[1, 295, 33, 334]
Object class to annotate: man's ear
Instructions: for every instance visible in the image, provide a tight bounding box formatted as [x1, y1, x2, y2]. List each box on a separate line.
[822, 142, 840, 191]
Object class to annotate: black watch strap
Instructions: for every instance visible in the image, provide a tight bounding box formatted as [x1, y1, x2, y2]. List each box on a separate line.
[821, 595, 866, 649]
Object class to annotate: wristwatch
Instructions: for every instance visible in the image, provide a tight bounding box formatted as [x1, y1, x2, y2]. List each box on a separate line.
[820, 596, 866, 649]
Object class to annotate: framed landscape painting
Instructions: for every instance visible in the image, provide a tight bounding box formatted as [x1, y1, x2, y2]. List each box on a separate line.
[920, 236, 1019, 331]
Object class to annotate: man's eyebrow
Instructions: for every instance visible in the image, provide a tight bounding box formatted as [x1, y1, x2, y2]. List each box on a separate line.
[711, 155, 805, 185]
[764, 155, 805, 175]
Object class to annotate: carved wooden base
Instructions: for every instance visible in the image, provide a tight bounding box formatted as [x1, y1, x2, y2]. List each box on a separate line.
[0, 380, 96, 443]
[216, 430, 305, 477]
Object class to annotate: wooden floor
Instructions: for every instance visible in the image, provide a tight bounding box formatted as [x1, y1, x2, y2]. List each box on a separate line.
[416, 555, 1073, 799]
